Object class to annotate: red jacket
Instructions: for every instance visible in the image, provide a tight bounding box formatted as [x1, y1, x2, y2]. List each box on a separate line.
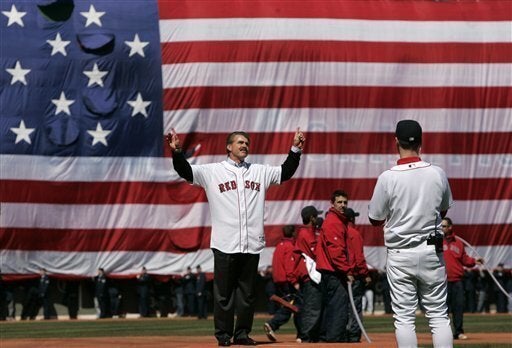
[316, 208, 352, 275]
[443, 233, 476, 282]
[290, 225, 318, 285]
[272, 237, 296, 284]
[347, 223, 369, 278]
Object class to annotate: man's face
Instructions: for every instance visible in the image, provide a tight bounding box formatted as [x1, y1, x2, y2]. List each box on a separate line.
[441, 220, 452, 236]
[227, 135, 250, 162]
[332, 195, 348, 214]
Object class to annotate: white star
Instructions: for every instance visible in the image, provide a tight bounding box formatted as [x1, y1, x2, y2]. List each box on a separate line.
[127, 93, 152, 117]
[6, 61, 31, 85]
[80, 4, 105, 27]
[87, 122, 111, 146]
[10, 120, 35, 144]
[47, 32, 70, 56]
[2, 4, 26, 27]
[125, 34, 149, 58]
[51, 91, 75, 115]
[83, 63, 108, 87]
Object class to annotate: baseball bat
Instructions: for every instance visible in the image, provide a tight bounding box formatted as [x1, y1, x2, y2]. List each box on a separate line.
[270, 294, 299, 313]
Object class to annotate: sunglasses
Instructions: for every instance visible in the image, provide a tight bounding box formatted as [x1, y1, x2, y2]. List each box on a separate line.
[441, 225, 449, 228]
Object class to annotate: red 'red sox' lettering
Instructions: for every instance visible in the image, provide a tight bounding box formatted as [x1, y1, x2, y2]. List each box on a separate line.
[219, 181, 237, 192]
[219, 180, 260, 193]
[245, 180, 260, 192]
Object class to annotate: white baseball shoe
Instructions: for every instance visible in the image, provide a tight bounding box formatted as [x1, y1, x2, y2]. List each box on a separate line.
[456, 333, 468, 340]
[263, 323, 277, 342]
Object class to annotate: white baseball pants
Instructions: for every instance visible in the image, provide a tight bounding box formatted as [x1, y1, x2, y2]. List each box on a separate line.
[387, 242, 453, 348]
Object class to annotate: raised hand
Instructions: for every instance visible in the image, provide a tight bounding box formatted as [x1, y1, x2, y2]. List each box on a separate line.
[293, 127, 305, 150]
[165, 128, 181, 152]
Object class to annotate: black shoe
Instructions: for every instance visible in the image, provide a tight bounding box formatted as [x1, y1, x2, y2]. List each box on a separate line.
[218, 339, 231, 346]
[233, 337, 257, 345]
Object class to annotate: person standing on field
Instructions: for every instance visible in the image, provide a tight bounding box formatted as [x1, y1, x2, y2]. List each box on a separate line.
[167, 128, 305, 347]
[368, 119, 454, 348]
[442, 217, 483, 340]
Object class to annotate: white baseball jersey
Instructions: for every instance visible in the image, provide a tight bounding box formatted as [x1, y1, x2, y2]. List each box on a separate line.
[368, 159, 453, 249]
[191, 158, 281, 254]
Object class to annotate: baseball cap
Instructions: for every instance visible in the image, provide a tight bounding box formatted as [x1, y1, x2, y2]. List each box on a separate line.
[344, 208, 360, 222]
[301, 206, 322, 221]
[395, 120, 422, 145]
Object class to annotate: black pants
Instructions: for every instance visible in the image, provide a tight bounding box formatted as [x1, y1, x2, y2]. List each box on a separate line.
[213, 249, 259, 343]
[267, 283, 302, 336]
[447, 280, 465, 336]
[299, 280, 323, 342]
[346, 279, 364, 342]
[320, 273, 349, 342]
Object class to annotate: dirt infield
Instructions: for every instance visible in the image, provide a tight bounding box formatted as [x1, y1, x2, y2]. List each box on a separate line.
[2, 333, 511, 347]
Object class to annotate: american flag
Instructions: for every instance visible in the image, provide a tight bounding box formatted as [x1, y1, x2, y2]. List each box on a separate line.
[1, 0, 511, 278]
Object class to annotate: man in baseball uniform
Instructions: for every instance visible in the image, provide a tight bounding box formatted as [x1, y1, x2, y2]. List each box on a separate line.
[368, 120, 454, 348]
[167, 128, 305, 346]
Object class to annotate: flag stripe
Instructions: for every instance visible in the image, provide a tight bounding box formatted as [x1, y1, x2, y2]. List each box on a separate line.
[163, 41, 512, 64]
[165, 109, 512, 133]
[163, 62, 512, 88]
[169, 131, 512, 155]
[163, 86, 512, 110]
[160, 18, 512, 43]
[2, 177, 511, 205]
[2, 224, 510, 253]
[158, 0, 512, 21]
[2, 200, 510, 230]
[2, 154, 509, 181]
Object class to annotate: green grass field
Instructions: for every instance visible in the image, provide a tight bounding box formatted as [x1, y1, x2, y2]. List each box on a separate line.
[1, 313, 511, 347]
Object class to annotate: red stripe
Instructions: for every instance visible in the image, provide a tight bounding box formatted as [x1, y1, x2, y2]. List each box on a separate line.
[1, 178, 510, 204]
[158, 0, 512, 21]
[2, 224, 510, 252]
[169, 131, 512, 155]
[163, 41, 512, 64]
[163, 86, 512, 110]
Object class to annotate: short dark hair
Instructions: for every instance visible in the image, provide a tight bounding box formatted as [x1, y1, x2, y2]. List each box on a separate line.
[226, 131, 250, 154]
[331, 190, 348, 203]
[398, 141, 421, 152]
[282, 225, 295, 238]
[442, 217, 453, 226]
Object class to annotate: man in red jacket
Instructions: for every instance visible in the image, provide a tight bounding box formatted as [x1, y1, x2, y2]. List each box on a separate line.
[316, 190, 354, 342]
[442, 217, 483, 340]
[290, 206, 323, 343]
[264, 225, 301, 342]
[345, 208, 372, 343]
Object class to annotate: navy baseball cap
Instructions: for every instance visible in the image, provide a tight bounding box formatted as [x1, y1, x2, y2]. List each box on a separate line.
[396, 120, 422, 145]
[301, 206, 322, 221]
[344, 208, 360, 222]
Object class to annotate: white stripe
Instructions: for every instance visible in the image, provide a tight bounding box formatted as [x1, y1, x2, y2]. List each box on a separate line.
[163, 62, 512, 88]
[363, 246, 511, 272]
[0, 249, 216, 276]
[165, 108, 512, 133]
[1, 154, 510, 181]
[160, 18, 512, 43]
[1, 245, 509, 277]
[2, 200, 511, 229]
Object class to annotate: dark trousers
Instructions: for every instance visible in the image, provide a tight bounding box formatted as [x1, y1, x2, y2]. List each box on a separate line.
[299, 280, 323, 342]
[197, 293, 207, 319]
[213, 249, 259, 343]
[138, 287, 150, 317]
[347, 279, 364, 342]
[320, 273, 349, 342]
[185, 293, 196, 316]
[447, 281, 465, 336]
[267, 283, 302, 336]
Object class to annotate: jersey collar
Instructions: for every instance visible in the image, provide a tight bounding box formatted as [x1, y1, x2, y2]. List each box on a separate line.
[397, 156, 421, 165]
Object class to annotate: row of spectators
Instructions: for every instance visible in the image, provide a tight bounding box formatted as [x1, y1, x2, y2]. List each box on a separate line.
[1, 263, 510, 321]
